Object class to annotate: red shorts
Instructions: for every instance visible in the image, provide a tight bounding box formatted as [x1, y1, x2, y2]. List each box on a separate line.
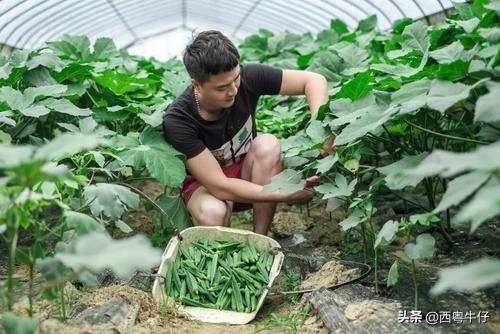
[181, 156, 253, 212]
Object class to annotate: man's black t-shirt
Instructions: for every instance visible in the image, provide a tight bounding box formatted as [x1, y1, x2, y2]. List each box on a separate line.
[163, 63, 283, 167]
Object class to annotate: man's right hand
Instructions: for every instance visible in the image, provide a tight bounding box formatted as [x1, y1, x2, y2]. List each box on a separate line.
[285, 176, 318, 204]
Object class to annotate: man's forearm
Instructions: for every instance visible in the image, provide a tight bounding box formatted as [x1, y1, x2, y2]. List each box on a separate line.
[210, 177, 287, 203]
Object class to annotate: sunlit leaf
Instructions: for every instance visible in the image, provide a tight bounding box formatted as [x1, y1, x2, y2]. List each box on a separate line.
[431, 257, 500, 295]
[387, 260, 399, 287]
[55, 232, 161, 278]
[375, 220, 399, 248]
[377, 153, 428, 190]
[434, 172, 491, 213]
[455, 178, 500, 233]
[409, 141, 500, 177]
[404, 233, 435, 260]
[475, 81, 500, 123]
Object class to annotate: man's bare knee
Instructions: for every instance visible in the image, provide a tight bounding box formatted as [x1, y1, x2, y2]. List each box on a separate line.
[195, 199, 229, 226]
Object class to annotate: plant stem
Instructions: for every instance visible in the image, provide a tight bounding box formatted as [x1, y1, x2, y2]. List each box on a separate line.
[7, 206, 20, 311]
[361, 223, 368, 263]
[60, 285, 66, 322]
[411, 259, 419, 310]
[405, 120, 488, 145]
[28, 253, 34, 317]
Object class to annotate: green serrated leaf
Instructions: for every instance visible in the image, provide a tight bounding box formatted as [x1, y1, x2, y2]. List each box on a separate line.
[316, 173, 357, 199]
[377, 153, 429, 190]
[315, 154, 338, 174]
[83, 183, 139, 219]
[430, 257, 500, 295]
[262, 169, 305, 195]
[339, 209, 366, 231]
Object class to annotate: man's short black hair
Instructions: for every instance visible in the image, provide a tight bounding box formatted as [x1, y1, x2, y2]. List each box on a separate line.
[183, 30, 240, 83]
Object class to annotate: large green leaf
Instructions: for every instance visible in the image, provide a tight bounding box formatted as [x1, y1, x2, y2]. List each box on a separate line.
[390, 78, 431, 114]
[307, 51, 344, 83]
[41, 98, 92, 116]
[374, 220, 399, 248]
[357, 15, 377, 33]
[429, 41, 471, 64]
[426, 79, 488, 114]
[377, 153, 428, 190]
[305, 119, 329, 143]
[20, 105, 50, 117]
[26, 53, 66, 71]
[401, 21, 429, 53]
[455, 178, 500, 233]
[314, 154, 339, 174]
[409, 141, 500, 177]
[475, 81, 500, 123]
[431, 257, 500, 295]
[55, 232, 161, 278]
[34, 133, 107, 161]
[0, 87, 31, 110]
[336, 71, 374, 100]
[162, 71, 190, 97]
[83, 183, 139, 220]
[371, 51, 429, 78]
[315, 173, 357, 199]
[92, 37, 119, 60]
[93, 70, 157, 95]
[262, 169, 305, 195]
[433, 172, 491, 213]
[156, 194, 192, 231]
[330, 19, 349, 35]
[138, 100, 171, 127]
[46, 35, 91, 61]
[334, 107, 397, 146]
[452, 18, 480, 33]
[140, 130, 185, 188]
[404, 233, 435, 260]
[330, 93, 377, 126]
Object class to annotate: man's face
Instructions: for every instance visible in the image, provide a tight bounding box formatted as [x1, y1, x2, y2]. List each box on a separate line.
[194, 66, 241, 110]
